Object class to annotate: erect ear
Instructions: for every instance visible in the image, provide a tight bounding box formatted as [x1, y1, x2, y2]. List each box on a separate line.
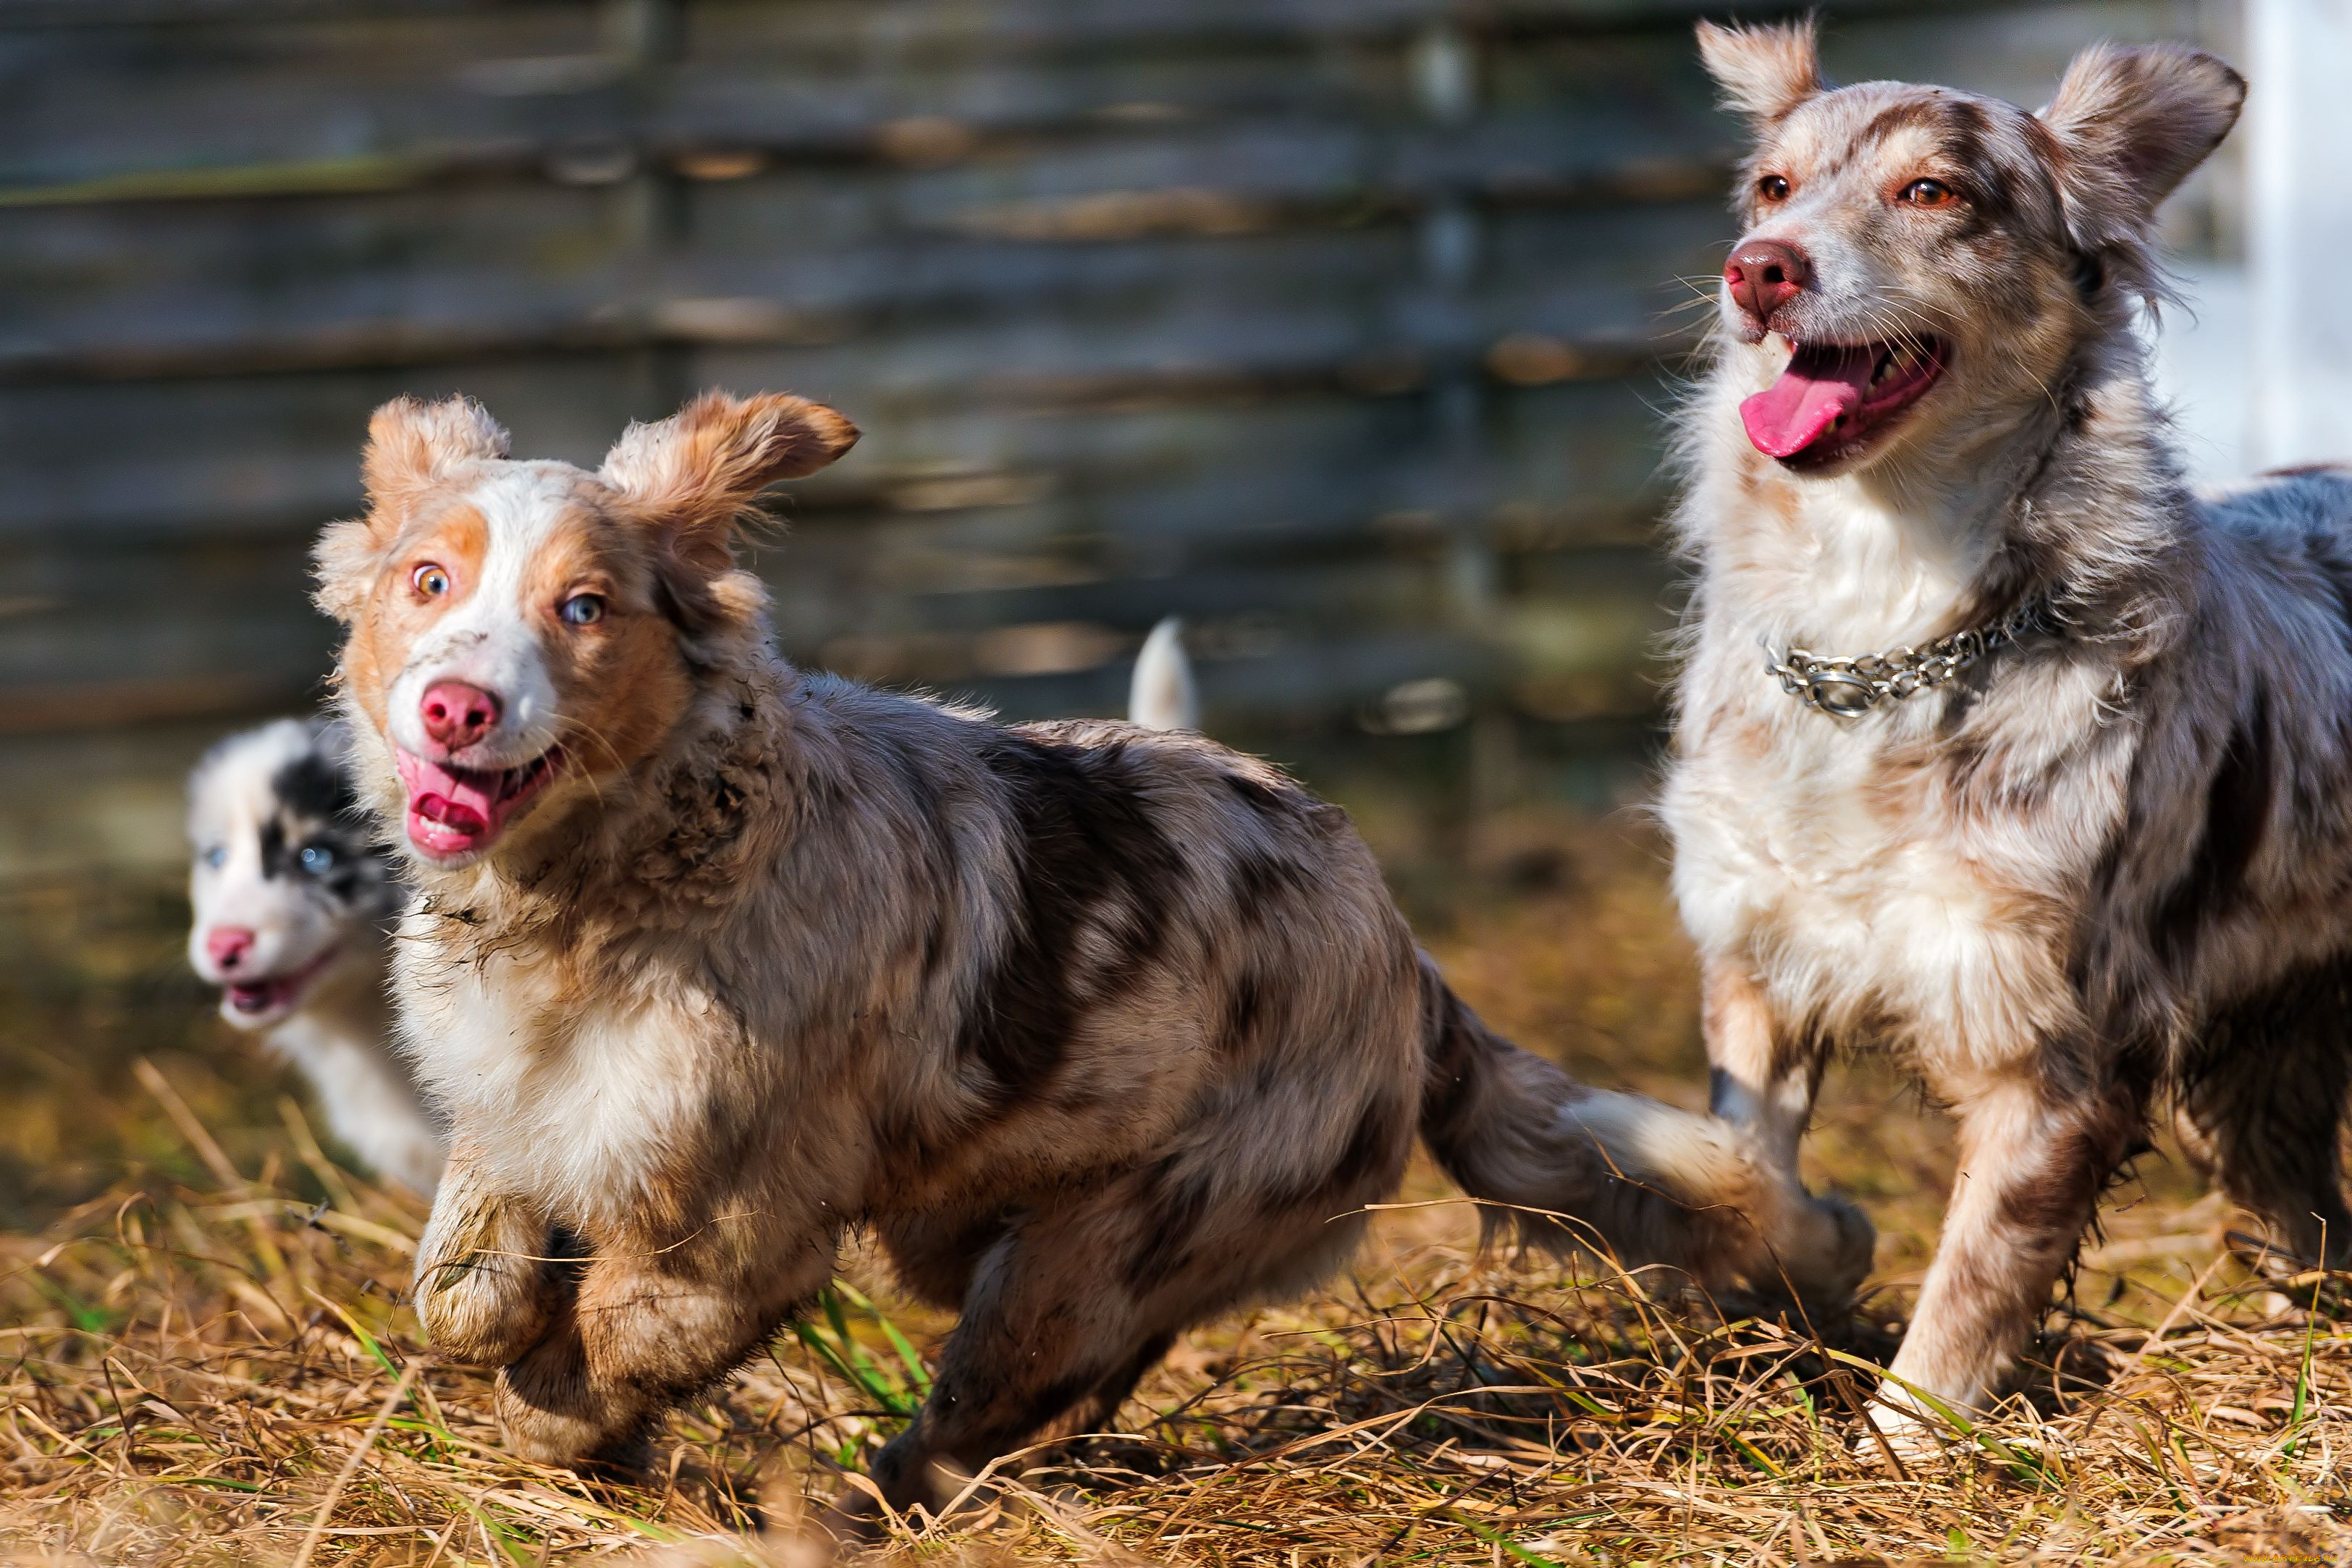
[600, 389, 859, 563]
[2039, 43, 2243, 235]
[315, 396, 509, 624]
[1696, 17, 1822, 130]
[362, 395, 509, 510]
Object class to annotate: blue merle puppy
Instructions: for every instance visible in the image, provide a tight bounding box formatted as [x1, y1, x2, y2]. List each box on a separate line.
[187, 717, 440, 1191]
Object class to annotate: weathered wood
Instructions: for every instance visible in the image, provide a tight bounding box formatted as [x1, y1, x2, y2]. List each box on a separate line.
[0, 0, 2226, 767]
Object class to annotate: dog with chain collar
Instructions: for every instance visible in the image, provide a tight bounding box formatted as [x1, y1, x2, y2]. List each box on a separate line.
[1659, 20, 2352, 1451]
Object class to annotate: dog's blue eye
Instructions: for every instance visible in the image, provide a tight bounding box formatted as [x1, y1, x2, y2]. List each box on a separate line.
[201, 845, 227, 869]
[560, 593, 605, 626]
[298, 844, 335, 874]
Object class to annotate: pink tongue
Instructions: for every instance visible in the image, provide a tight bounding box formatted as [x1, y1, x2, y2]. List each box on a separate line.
[1739, 342, 1879, 459]
[396, 749, 505, 855]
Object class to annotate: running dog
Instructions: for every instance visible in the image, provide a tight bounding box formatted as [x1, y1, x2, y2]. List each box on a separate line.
[187, 717, 442, 1192]
[313, 389, 1868, 1509]
[1663, 21, 2302, 1442]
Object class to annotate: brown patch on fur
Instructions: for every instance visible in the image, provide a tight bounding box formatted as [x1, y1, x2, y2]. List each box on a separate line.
[520, 509, 694, 782]
[334, 503, 490, 735]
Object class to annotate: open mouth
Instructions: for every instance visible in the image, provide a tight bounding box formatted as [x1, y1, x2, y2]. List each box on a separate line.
[395, 745, 565, 861]
[224, 943, 340, 1022]
[1739, 336, 1950, 467]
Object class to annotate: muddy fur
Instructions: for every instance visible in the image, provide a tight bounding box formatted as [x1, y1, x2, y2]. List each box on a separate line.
[1661, 22, 2352, 1438]
[312, 390, 1867, 1520]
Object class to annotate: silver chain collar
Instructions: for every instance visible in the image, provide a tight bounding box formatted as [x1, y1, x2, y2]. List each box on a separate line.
[1761, 595, 2054, 718]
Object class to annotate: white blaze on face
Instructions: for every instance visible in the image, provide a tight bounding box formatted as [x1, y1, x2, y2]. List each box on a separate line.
[384, 463, 574, 770]
[187, 720, 352, 1029]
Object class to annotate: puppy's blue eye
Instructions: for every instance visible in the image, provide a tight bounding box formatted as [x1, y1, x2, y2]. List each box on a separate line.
[202, 846, 227, 869]
[559, 593, 605, 626]
[298, 844, 335, 874]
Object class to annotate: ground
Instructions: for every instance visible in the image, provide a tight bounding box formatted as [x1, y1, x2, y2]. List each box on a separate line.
[2, 796, 2347, 1565]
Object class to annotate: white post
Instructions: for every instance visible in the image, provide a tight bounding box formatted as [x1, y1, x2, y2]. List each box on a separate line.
[2246, 0, 2352, 469]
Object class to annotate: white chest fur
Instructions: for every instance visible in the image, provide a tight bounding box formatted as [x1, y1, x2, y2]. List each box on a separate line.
[1665, 633, 2100, 1084]
[396, 937, 721, 1223]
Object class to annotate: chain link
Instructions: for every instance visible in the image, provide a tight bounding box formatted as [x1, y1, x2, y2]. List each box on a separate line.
[1761, 597, 2052, 718]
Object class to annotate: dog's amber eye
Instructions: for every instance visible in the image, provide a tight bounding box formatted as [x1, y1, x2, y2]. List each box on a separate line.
[1756, 174, 1792, 203]
[412, 563, 451, 597]
[1899, 178, 1957, 208]
[559, 592, 606, 627]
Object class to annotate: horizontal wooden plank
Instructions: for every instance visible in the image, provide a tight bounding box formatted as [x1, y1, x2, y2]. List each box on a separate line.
[0, 0, 2155, 51]
[0, 1, 2193, 198]
[0, 353, 1674, 541]
[0, 14, 1706, 193]
[0, 193, 1732, 380]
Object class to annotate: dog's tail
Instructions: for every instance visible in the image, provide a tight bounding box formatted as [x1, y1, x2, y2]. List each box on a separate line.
[1128, 617, 1199, 731]
[1415, 955, 1872, 1305]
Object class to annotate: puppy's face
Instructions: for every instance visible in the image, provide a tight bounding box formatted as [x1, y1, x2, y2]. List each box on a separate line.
[187, 719, 396, 1028]
[313, 392, 856, 868]
[1698, 22, 2242, 476]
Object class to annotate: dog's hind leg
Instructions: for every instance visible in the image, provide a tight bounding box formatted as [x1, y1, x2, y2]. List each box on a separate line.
[855, 1207, 1172, 1528]
[1873, 1068, 2142, 1445]
[2179, 967, 2352, 1271]
[851, 1153, 1375, 1534]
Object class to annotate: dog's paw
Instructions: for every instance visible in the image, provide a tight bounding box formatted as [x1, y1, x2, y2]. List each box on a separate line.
[494, 1337, 654, 1467]
[414, 1194, 560, 1365]
[1856, 1391, 1953, 1470]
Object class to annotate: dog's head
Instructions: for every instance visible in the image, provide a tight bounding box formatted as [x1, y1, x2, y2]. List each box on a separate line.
[313, 389, 857, 869]
[187, 717, 399, 1028]
[1697, 19, 2242, 475]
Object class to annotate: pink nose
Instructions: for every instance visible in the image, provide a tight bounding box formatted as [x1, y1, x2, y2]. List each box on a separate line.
[419, 680, 502, 751]
[1725, 237, 1813, 328]
[206, 927, 255, 969]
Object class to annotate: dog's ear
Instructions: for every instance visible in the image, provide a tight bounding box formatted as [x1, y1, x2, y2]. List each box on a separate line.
[362, 395, 510, 510]
[1696, 18, 1822, 130]
[314, 397, 510, 623]
[600, 390, 859, 569]
[2040, 43, 2243, 232]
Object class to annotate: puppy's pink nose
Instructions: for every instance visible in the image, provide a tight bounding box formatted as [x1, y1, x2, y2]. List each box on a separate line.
[206, 927, 255, 969]
[1725, 238, 1812, 328]
[419, 680, 502, 751]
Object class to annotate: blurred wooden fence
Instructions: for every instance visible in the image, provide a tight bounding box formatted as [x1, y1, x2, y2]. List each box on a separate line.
[0, 0, 2217, 871]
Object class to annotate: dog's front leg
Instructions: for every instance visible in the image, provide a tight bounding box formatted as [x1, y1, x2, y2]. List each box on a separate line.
[492, 1213, 833, 1467]
[1873, 1068, 2139, 1451]
[413, 1139, 561, 1366]
[1702, 963, 1822, 1171]
[1696, 962, 1873, 1302]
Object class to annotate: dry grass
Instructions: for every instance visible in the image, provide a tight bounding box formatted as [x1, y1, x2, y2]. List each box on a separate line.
[4, 806, 2351, 1565]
